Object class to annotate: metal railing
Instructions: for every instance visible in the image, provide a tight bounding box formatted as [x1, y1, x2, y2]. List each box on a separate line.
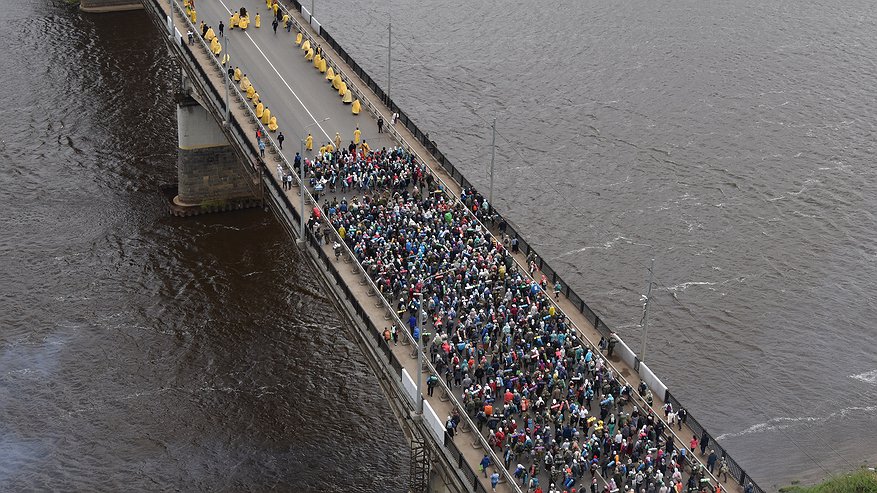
[160, 2, 761, 491]
[160, 2, 518, 491]
[270, 3, 767, 492]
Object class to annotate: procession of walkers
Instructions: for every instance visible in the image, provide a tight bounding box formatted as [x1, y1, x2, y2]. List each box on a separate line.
[180, 1, 739, 491]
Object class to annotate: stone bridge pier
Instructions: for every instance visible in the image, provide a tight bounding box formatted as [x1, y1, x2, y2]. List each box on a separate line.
[171, 92, 260, 215]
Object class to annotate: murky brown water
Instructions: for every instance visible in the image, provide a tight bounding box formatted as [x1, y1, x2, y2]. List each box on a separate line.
[311, 0, 877, 487]
[0, 3, 407, 491]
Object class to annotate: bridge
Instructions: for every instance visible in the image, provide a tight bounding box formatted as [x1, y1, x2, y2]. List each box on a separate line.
[84, 0, 767, 491]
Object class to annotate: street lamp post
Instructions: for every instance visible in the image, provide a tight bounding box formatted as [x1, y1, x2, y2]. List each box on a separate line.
[415, 291, 425, 414]
[488, 117, 496, 209]
[640, 258, 655, 364]
[299, 117, 330, 240]
[224, 35, 230, 124]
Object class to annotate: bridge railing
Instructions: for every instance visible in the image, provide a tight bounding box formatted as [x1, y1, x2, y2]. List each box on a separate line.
[163, 2, 761, 491]
[162, 2, 517, 491]
[268, 3, 746, 492]
[271, 3, 771, 492]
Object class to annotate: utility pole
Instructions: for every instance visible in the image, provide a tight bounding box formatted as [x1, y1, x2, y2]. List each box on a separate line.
[387, 19, 392, 101]
[488, 117, 496, 209]
[640, 258, 655, 364]
[415, 291, 424, 415]
[224, 35, 230, 124]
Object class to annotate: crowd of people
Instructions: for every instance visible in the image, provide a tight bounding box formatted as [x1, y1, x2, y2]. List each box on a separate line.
[292, 137, 731, 493]
[176, 1, 737, 490]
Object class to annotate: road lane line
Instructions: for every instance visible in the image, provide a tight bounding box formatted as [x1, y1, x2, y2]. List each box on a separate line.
[216, 0, 333, 142]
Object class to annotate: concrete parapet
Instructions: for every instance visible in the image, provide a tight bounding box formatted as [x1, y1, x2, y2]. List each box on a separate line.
[80, 0, 143, 13]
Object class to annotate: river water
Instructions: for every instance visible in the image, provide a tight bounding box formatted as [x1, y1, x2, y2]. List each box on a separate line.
[0, 2, 406, 491]
[2, 0, 875, 490]
[308, 0, 877, 488]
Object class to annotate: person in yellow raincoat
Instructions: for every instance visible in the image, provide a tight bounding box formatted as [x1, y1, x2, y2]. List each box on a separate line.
[230, 12, 239, 29]
[189, 8, 197, 23]
[266, 0, 271, 9]
[318, 143, 326, 155]
[313, 53, 321, 69]
[272, 2, 279, 17]
[268, 116, 279, 132]
[295, 32, 303, 46]
[239, 14, 249, 29]
[233, 67, 242, 81]
[255, 13, 261, 28]
[261, 107, 271, 125]
[246, 85, 255, 100]
[326, 68, 336, 83]
[205, 26, 215, 41]
[305, 133, 313, 151]
[301, 39, 310, 52]
[221, 52, 230, 66]
[341, 89, 353, 104]
[255, 102, 265, 119]
[305, 48, 314, 61]
[351, 99, 361, 114]
[337, 81, 347, 97]
[334, 132, 341, 150]
[210, 37, 222, 56]
[326, 142, 335, 153]
[361, 140, 370, 154]
[251, 92, 260, 105]
[318, 58, 327, 73]
[240, 75, 251, 92]
[353, 127, 361, 145]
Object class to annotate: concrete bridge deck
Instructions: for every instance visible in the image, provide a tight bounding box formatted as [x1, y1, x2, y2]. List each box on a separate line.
[153, 1, 753, 492]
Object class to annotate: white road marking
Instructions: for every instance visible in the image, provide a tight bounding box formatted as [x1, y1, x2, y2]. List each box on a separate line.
[217, 0, 333, 142]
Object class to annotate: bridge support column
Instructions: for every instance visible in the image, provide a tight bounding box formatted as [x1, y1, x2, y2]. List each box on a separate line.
[171, 96, 260, 216]
[80, 0, 143, 13]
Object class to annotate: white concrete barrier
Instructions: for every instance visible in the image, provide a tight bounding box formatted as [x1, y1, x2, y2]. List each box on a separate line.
[423, 400, 445, 443]
[613, 337, 638, 370]
[402, 368, 419, 409]
[639, 362, 668, 399]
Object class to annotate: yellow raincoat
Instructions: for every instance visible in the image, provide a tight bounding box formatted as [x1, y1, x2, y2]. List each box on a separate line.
[255, 102, 265, 119]
[255, 13, 261, 28]
[240, 76, 251, 91]
[318, 58, 327, 73]
[239, 15, 249, 29]
[305, 48, 314, 61]
[205, 27, 215, 41]
[301, 39, 311, 52]
[251, 92, 260, 105]
[337, 81, 347, 97]
[261, 107, 271, 125]
[342, 89, 353, 104]
[268, 117, 279, 132]
[351, 99, 361, 114]
[246, 85, 255, 99]
[233, 67, 242, 81]
[210, 38, 222, 56]
[313, 53, 322, 69]
[325, 67, 335, 81]
[305, 134, 313, 151]
[230, 12, 239, 28]
[353, 127, 361, 144]
[295, 32, 303, 46]
[334, 132, 341, 150]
